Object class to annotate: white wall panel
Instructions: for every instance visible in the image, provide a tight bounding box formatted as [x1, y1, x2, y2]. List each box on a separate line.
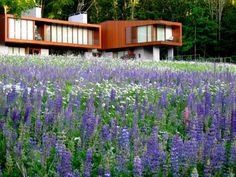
[78, 28, 83, 44]
[63, 26, 68, 43]
[73, 27, 78, 44]
[157, 25, 165, 41]
[68, 27, 73, 43]
[83, 28, 88, 45]
[165, 26, 172, 40]
[9, 18, 15, 39]
[27, 21, 33, 40]
[51, 25, 57, 42]
[21, 20, 27, 40]
[57, 26, 62, 43]
[15, 20, 21, 39]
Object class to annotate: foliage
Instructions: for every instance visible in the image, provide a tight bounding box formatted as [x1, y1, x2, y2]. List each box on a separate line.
[0, 55, 236, 176]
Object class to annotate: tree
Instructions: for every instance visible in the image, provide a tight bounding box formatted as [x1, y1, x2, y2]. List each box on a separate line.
[0, 0, 35, 15]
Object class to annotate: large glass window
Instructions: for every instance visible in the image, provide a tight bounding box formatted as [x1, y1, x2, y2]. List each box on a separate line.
[15, 19, 21, 39]
[88, 30, 93, 45]
[147, 25, 152, 42]
[51, 25, 57, 42]
[73, 27, 78, 44]
[83, 28, 88, 45]
[165, 26, 172, 40]
[57, 25, 62, 43]
[21, 20, 27, 40]
[137, 26, 146, 43]
[157, 25, 165, 41]
[9, 18, 15, 38]
[8, 18, 34, 40]
[68, 27, 73, 43]
[46, 25, 51, 41]
[27, 21, 33, 40]
[63, 26, 68, 43]
[78, 28, 83, 44]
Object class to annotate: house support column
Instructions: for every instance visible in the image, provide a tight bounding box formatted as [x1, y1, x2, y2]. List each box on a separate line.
[153, 46, 160, 61]
[168, 47, 174, 60]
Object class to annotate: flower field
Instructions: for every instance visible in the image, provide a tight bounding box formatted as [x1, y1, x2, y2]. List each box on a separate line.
[0, 55, 236, 177]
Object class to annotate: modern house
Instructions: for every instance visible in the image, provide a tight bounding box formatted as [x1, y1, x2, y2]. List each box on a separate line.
[0, 7, 182, 60]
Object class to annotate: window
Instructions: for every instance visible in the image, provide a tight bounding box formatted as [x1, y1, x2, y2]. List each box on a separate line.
[137, 26, 146, 43]
[8, 18, 33, 40]
[157, 25, 165, 41]
[15, 19, 21, 39]
[51, 25, 57, 42]
[63, 26, 68, 43]
[57, 25, 62, 43]
[165, 26, 173, 41]
[147, 25, 152, 42]
[9, 18, 15, 38]
[27, 21, 33, 40]
[83, 28, 88, 45]
[46, 25, 51, 41]
[21, 20, 27, 40]
[78, 28, 83, 44]
[88, 30, 93, 45]
[68, 27, 73, 43]
[73, 27, 78, 44]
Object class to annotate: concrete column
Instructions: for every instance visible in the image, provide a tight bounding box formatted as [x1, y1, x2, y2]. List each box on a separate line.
[153, 46, 160, 61]
[168, 47, 174, 60]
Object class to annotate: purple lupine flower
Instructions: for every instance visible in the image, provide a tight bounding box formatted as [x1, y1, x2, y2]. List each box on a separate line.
[0, 120, 4, 131]
[230, 138, 236, 165]
[55, 95, 63, 114]
[36, 118, 42, 134]
[101, 124, 111, 142]
[110, 118, 117, 141]
[11, 109, 21, 129]
[146, 128, 160, 173]
[110, 88, 116, 102]
[118, 127, 130, 153]
[104, 167, 111, 177]
[184, 138, 198, 166]
[203, 159, 212, 177]
[98, 166, 103, 177]
[7, 86, 18, 105]
[24, 104, 31, 124]
[84, 149, 93, 177]
[204, 122, 217, 160]
[171, 134, 184, 177]
[211, 142, 226, 174]
[204, 90, 212, 116]
[65, 104, 73, 126]
[36, 90, 42, 115]
[15, 141, 23, 157]
[42, 134, 51, 159]
[46, 97, 54, 112]
[30, 87, 35, 105]
[117, 127, 130, 174]
[133, 156, 143, 177]
[231, 109, 236, 139]
[22, 87, 28, 104]
[45, 112, 55, 126]
[56, 143, 73, 177]
[81, 97, 96, 142]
